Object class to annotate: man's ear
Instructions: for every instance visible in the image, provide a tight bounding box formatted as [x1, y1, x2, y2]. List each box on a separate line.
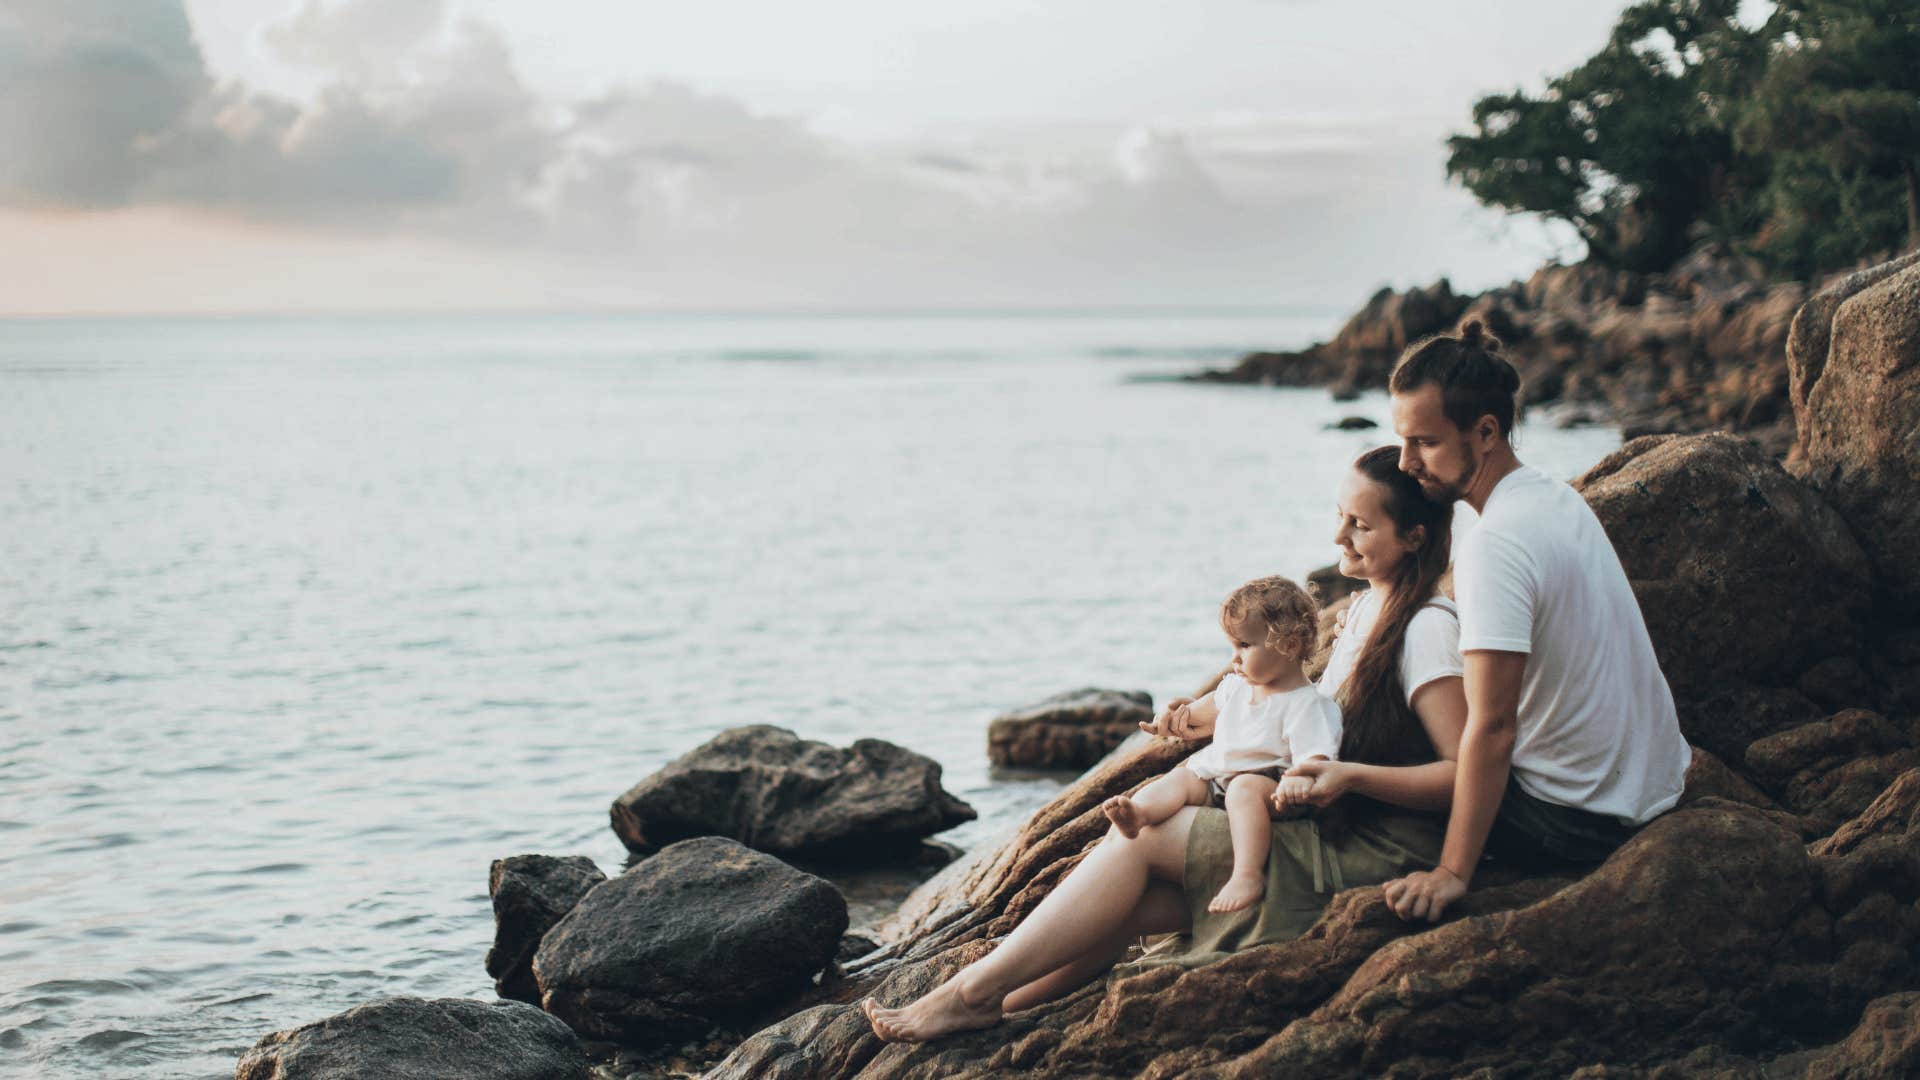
[1475, 414, 1500, 448]
[1405, 524, 1426, 552]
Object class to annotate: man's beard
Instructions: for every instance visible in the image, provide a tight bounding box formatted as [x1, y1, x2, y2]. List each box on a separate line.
[1419, 444, 1478, 503]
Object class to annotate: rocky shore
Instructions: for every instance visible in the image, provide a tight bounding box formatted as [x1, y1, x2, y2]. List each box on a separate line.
[236, 251, 1920, 1079]
[1191, 244, 1827, 461]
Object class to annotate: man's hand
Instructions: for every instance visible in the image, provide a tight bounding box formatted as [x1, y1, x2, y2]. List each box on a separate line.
[1280, 759, 1356, 809]
[1272, 774, 1314, 810]
[1381, 866, 1468, 923]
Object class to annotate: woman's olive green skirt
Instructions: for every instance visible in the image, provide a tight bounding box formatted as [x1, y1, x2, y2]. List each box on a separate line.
[1125, 801, 1444, 970]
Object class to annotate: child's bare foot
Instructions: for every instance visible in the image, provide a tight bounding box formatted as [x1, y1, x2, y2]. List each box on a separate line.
[861, 979, 1002, 1043]
[1102, 795, 1143, 838]
[1208, 873, 1266, 913]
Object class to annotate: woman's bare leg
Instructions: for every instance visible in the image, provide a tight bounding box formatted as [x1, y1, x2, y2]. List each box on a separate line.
[864, 807, 1200, 1043]
[999, 879, 1187, 1012]
[1209, 773, 1278, 913]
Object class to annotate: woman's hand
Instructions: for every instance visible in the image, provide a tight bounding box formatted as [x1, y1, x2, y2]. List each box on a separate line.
[1381, 866, 1467, 923]
[1280, 759, 1357, 809]
[1272, 774, 1314, 810]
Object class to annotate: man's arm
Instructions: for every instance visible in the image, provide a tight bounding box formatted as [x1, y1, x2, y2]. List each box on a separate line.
[1381, 649, 1526, 922]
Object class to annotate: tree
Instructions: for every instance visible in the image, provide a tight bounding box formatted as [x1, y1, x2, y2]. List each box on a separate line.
[1737, 0, 1920, 273]
[1446, 0, 1773, 272]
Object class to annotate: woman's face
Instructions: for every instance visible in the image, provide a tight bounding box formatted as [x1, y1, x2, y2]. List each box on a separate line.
[1334, 470, 1418, 583]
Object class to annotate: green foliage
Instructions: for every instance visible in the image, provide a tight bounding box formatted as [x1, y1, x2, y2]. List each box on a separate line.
[1737, 0, 1920, 275]
[1447, 0, 1920, 276]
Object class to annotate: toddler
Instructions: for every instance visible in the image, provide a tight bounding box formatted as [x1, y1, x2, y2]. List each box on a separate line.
[1102, 575, 1341, 913]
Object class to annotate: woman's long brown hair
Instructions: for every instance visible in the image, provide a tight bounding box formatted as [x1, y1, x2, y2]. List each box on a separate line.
[1336, 445, 1455, 766]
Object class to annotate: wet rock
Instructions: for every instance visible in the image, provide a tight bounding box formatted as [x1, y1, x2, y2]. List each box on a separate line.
[486, 855, 605, 1005]
[235, 996, 587, 1080]
[1325, 415, 1378, 430]
[532, 837, 847, 1045]
[1573, 432, 1873, 702]
[1787, 249, 1920, 607]
[610, 726, 975, 860]
[986, 688, 1153, 770]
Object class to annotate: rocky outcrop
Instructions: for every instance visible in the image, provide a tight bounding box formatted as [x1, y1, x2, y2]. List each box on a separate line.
[234, 997, 587, 1080]
[1787, 249, 1920, 608]
[609, 726, 975, 860]
[986, 688, 1153, 770]
[485, 855, 605, 1005]
[531, 837, 847, 1045]
[1746, 711, 1920, 837]
[1572, 432, 1874, 705]
[1196, 246, 1809, 457]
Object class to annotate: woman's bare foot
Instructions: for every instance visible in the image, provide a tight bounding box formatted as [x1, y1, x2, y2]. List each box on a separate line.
[1102, 795, 1143, 838]
[1208, 873, 1266, 913]
[862, 979, 1002, 1043]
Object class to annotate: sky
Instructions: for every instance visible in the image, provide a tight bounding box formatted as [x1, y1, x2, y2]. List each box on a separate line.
[0, 0, 1649, 315]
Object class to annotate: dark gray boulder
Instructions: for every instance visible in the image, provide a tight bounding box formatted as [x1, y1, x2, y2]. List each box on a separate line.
[985, 688, 1153, 769]
[609, 726, 975, 860]
[531, 836, 848, 1045]
[485, 854, 605, 1004]
[234, 996, 586, 1080]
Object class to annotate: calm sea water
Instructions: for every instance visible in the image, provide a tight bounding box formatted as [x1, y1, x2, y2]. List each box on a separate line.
[0, 311, 1621, 1079]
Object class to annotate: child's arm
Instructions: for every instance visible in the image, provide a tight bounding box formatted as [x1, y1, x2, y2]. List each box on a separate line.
[1142, 692, 1219, 740]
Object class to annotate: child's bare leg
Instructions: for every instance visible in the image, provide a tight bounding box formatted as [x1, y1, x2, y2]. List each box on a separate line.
[1209, 773, 1279, 913]
[1103, 766, 1209, 839]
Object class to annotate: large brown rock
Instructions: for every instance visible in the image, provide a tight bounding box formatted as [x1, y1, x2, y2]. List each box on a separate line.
[532, 837, 847, 1045]
[986, 688, 1153, 770]
[609, 726, 975, 860]
[1573, 432, 1873, 703]
[1787, 249, 1920, 608]
[234, 997, 587, 1080]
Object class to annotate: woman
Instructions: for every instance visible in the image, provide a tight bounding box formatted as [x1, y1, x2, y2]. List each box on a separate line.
[865, 445, 1467, 1042]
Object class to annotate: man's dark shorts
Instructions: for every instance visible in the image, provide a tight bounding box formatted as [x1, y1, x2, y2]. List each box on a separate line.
[1487, 775, 1641, 868]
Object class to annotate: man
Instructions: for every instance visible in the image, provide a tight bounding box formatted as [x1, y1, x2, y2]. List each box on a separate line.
[1379, 318, 1691, 923]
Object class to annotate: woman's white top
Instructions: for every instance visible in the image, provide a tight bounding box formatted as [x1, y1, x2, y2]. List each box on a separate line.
[1184, 675, 1342, 781]
[1315, 589, 1465, 707]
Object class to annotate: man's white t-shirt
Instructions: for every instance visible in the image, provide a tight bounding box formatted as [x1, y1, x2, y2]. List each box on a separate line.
[1317, 590, 1464, 708]
[1453, 465, 1691, 825]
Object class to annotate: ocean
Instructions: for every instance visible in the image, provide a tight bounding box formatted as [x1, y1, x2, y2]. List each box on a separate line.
[0, 310, 1622, 1078]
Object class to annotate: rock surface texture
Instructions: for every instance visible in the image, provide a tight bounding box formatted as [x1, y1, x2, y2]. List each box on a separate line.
[485, 854, 605, 1005]
[234, 996, 586, 1080]
[1572, 431, 1873, 706]
[985, 688, 1154, 769]
[609, 725, 975, 859]
[1787, 249, 1920, 609]
[531, 836, 847, 1045]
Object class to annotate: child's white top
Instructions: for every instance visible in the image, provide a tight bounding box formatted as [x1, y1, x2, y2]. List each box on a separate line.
[1184, 674, 1341, 781]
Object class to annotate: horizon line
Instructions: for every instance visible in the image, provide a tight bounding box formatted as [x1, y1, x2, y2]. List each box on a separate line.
[0, 302, 1349, 324]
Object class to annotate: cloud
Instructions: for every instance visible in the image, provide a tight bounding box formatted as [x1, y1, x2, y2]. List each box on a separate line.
[0, 0, 1549, 306]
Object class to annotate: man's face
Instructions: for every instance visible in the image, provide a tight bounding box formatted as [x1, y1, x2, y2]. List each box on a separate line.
[1391, 384, 1478, 503]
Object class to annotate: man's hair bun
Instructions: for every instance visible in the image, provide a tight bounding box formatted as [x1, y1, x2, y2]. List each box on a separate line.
[1455, 317, 1501, 352]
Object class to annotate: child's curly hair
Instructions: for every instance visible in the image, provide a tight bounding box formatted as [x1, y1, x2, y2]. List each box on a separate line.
[1220, 575, 1319, 659]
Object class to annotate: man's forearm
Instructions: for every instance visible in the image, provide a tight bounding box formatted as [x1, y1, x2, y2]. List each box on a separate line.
[1435, 718, 1515, 883]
